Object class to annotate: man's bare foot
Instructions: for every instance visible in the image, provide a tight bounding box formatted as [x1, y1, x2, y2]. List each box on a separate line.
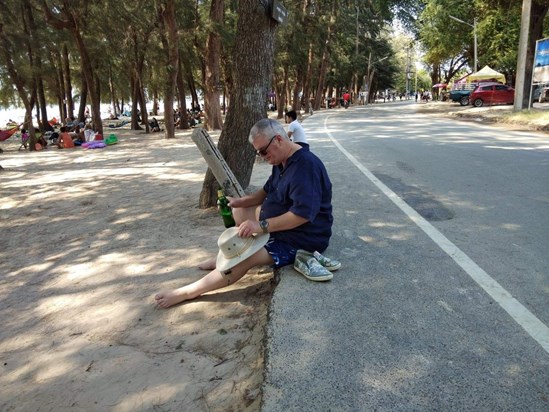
[154, 289, 191, 308]
[198, 257, 216, 271]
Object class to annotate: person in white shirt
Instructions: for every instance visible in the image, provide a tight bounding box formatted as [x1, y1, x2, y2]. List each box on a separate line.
[285, 110, 309, 149]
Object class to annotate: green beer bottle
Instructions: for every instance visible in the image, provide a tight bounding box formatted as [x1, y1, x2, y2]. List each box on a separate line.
[217, 189, 236, 228]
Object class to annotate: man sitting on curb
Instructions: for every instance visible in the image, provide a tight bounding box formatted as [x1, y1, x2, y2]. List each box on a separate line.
[155, 118, 335, 309]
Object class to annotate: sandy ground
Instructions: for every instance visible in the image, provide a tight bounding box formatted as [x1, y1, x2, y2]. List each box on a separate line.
[414, 100, 549, 132]
[0, 126, 274, 411]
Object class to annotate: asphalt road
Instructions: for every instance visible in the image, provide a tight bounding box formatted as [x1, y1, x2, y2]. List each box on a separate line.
[262, 101, 549, 411]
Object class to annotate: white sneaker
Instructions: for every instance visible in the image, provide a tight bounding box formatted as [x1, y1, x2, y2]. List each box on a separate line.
[293, 254, 333, 282]
[295, 249, 341, 272]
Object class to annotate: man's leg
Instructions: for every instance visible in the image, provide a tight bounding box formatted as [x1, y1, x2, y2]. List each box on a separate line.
[197, 205, 260, 270]
[156, 247, 273, 308]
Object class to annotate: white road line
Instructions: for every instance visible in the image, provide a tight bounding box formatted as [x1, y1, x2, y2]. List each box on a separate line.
[323, 115, 549, 354]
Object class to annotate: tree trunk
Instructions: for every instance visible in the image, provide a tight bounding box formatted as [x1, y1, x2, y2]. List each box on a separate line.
[42, 4, 103, 134]
[108, 64, 117, 117]
[159, 1, 179, 139]
[292, 68, 302, 111]
[221, 53, 233, 112]
[522, 1, 548, 108]
[24, 108, 37, 150]
[275, 68, 287, 119]
[23, 1, 51, 132]
[138, 76, 149, 131]
[314, 46, 331, 110]
[314, 2, 337, 111]
[176, 59, 190, 129]
[128, 29, 145, 130]
[299, 0, 315, 111]
[199, 0, 277, 208]
[37, 77, 52, 131]
[78, 71, 87, 124]
[152, 91, 159, 116]
[285, 71, 291, 112]
[75, 33, 102, 134]
[185, 65, 200, 109]
[203, 0, 224, 131]
[54, 49, 67, 122]
[62, 44, 74, 119]
[302, 42, 315, 111]
[0, 13, 36, 150]
[130, 75, 143, 130]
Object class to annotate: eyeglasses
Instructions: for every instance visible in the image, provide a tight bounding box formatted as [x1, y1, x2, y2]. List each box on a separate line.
[256, 135, 276, 157]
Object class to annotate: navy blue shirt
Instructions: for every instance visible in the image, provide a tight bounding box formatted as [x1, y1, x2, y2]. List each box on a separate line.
[260, 148, 333, 252]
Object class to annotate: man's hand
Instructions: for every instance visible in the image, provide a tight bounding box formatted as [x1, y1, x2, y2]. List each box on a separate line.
[238, 219, 261, 238]
[227, 196, 243, 208]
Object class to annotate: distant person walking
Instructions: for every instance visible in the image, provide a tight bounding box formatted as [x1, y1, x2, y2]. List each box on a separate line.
[285, 110, 309, 149]
[342, 91, 351, 108]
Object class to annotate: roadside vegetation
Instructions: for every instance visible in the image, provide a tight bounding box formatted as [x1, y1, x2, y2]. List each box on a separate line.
[416, 101, 549, 132]
[489, 108, 549, 131]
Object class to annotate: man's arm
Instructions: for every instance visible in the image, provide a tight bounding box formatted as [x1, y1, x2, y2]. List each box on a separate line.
[228, 189, 266, 209]
[287, 123, 294, 139]
[237, 211, 308, 238]
[261, 211, 307, 232]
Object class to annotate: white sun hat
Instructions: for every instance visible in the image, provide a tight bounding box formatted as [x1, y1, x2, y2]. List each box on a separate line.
[216, 227, 270, 272]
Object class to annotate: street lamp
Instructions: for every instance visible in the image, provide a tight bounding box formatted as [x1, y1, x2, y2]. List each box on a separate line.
[449, 15, 477, 73]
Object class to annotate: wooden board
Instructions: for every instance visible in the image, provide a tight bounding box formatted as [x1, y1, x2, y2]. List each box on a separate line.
[191, 128, 245, 197]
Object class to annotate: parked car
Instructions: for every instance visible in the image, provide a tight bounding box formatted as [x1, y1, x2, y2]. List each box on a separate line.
[532, 84, 549, 103]
[470, 82, 515, 107]
[449, 82, 479, 106]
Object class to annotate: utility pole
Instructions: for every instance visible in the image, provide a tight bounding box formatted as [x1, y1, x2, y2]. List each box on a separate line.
[412, 43, 418, 98]
[352, 5, 360, 101]
[414, 65, 418, 98]
[365, 52, 372, 105]
[514, 0, 531, 111]
[406, 43, 412, 99]
[473, 18, 478, 73]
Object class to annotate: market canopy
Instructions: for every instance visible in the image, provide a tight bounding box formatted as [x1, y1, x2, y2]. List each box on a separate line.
[468, 66, 506, 83]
